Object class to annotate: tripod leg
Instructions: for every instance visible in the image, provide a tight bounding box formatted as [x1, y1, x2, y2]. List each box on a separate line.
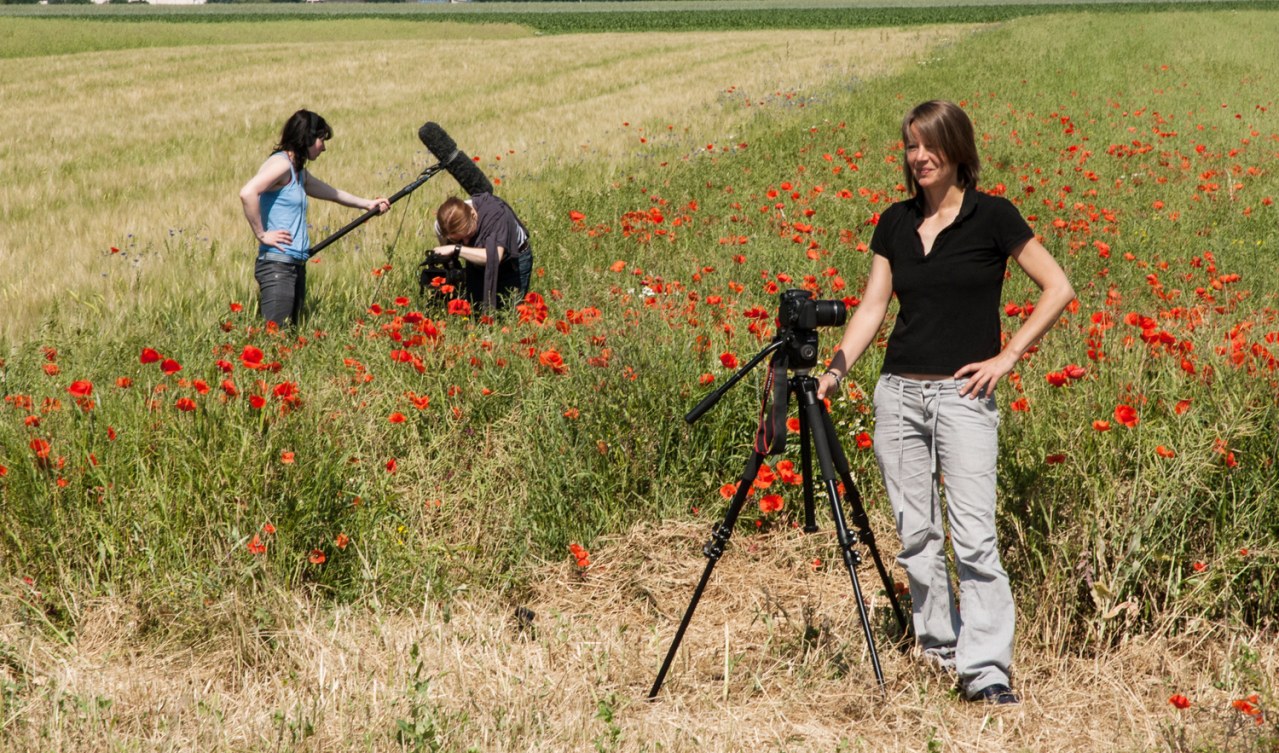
[797, 401, 818, 533]
[794, 376, 887, 690]
[817, 405, 911, 640]
[649, 450, 765, 699]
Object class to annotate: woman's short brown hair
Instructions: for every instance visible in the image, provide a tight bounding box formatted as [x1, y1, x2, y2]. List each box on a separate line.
[435, 196, 477, 244]
[901, 100, 980, 195]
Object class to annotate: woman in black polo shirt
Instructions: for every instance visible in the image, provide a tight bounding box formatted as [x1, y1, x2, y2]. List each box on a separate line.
[431, 193, 533, 310]
[818, 100, 1073, 705]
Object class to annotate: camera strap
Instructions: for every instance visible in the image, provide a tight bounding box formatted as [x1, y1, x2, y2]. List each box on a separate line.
[752, 356, 789, 457]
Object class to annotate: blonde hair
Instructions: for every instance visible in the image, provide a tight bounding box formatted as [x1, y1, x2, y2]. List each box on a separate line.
[435, 197, 477, 244]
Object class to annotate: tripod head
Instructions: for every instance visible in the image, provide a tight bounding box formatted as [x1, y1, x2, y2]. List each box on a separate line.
[686, 289, 847, 423]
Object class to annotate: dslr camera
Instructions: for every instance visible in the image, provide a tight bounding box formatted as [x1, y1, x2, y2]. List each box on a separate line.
[776, 289, 847, 369]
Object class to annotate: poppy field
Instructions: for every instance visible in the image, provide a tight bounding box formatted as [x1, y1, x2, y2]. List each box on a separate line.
[1, 5, 1278, 751]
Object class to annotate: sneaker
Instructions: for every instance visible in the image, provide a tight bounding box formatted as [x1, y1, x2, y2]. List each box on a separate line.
[968, 683, 1019, 705]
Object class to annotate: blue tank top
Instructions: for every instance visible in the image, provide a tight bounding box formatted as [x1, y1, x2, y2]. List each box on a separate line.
[258, 153, 309, 262]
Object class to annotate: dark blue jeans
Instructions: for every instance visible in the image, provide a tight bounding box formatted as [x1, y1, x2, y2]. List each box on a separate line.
[464, 251, 534, 310]
[255, 259, 306, 326]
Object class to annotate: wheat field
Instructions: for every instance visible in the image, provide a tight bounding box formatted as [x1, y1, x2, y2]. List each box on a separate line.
[0, 22, 961, 341]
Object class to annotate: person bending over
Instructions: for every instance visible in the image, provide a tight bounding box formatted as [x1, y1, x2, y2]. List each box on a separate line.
[239, 109, 389, 326]
[817, 100, 1074, 705]
[431, 193, 533, 310]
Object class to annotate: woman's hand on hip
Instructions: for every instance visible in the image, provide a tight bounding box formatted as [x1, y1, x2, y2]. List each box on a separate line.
[954, 351, 1017, 398]
[258, 229, 292, 251]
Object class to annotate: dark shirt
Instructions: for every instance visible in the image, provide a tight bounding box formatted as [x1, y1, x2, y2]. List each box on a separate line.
[471, 193, 528, 261]
[469, 192, 530, 309]
[871, 189, 1034, 375]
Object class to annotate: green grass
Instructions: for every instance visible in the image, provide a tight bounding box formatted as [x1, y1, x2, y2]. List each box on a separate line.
[2, 0, 1278, 56]
[1, 7, 1277, 656]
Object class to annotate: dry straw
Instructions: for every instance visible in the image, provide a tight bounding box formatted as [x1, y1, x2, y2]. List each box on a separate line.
[4, 519, 1273, 751]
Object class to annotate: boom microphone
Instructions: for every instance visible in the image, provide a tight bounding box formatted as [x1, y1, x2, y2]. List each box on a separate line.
[418, 122, 493, 196]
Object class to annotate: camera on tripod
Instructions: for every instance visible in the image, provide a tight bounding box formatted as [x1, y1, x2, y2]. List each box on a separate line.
[775, 289, 848, 369]
[777, 288, 847, 331]
[650, 288, 907, 699]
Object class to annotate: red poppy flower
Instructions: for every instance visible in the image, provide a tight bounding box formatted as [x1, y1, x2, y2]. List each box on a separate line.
[249, 395, 266, 410]
[1192, 561, 1207, 573]
[107, 426, 117, 441]
[1174, 399, 1192, 415]
[246, 534, 266, 555]
[388, 412, 406, 424]
[719, 482, 737, 499]
[229, 302, 244, 313]
[759, 494, 784, 514]
[308, 549, 326, 565]
[140, 347, 161, 364]
[855, 432, 873, 449]
[569, 210, 586, 223]
[447, 299, 472, 317]
[538, 349, 567, 374]
[160, 359, 182, 376]
[786, 417, 800, 433]
[699, 373, 715, 385]
[175, 397, 196, 412]
[385, 457, 397, 473]
[1169, 694, 1191, 710]
[1155, 445, 1176, 458]
[116, 376, 132, 389]
[335, 533, 350, 550]
[568, 543, 590, 568]
[280, 451, 295, 464]
[29, 438, 51, 459]
[241, 346, 264, 369]
[1114, 404, 1139, 428]
[754, 464, 776, 489]
[67, 380, 93, 398]
[1093, 420, 1111, 432]
[719, 352, 738, 369]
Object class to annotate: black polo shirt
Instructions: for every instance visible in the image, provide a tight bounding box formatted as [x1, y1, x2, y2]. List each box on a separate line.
[870, 189, 1034, 375]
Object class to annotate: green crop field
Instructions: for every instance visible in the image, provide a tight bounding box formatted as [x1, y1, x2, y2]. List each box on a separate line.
[0, 5, 1276, 751]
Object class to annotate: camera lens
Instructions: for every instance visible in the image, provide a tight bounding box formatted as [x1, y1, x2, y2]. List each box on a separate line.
[812, 300, 847, 328]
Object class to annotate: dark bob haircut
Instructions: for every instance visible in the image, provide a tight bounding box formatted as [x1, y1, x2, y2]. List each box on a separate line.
[274, 109, 333, 173]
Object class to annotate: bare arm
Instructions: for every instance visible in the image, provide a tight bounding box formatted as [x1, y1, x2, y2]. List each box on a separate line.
[305, 174, 389, 213]
[239, 154, 293, 251]
[954, 237, 1075, 398]
[817, 253, 894, 400]
[431, 243, 504, 265]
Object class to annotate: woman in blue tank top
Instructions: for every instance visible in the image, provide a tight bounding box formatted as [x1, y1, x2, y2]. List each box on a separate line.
[239, 110, 389, 326]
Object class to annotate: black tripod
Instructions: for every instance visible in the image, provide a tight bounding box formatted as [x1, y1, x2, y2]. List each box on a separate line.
[649, 296, 908, 699]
